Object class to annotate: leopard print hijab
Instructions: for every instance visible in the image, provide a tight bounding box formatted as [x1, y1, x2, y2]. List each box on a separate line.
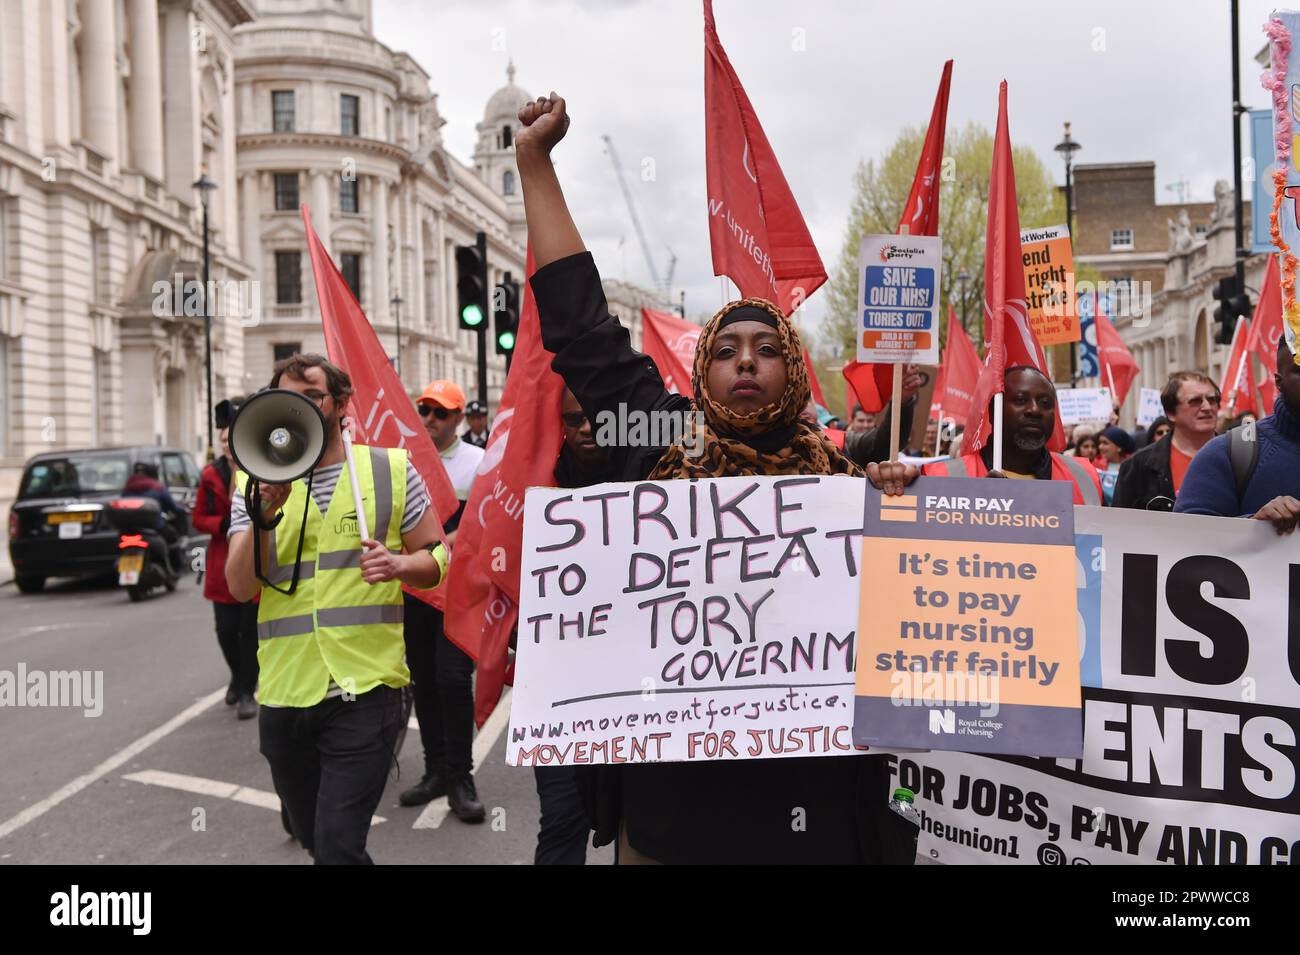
[647, 298, 863, 480]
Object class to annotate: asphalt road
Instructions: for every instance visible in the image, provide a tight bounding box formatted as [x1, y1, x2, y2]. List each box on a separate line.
[0, 573, 612, 865]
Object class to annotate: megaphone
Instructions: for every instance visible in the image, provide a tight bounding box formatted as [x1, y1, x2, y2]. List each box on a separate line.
[228, 388, 327, 483]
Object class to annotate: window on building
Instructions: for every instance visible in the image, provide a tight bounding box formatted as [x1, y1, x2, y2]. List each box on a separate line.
[0, 199, 7, 280]
[0, 336, 10, 456]
[502, 170, 515, 196]
[272, 90, 295, 133]
[501, 125, 512, 149]
[274, 173, 299, 211]
[1110, 228, 1134, 251]
[340, 253, 362, 301]
[273, 342, 301, 364]
[340, 94, 360, 137]
[91, 350, 110, 446]
[275, 251, 302, 304]
[339, 175, 359, 214]
[1194, 223, 1208, 236]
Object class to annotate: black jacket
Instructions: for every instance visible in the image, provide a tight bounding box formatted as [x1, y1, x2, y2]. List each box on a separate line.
[1112, 433, 1175, 511]
[844, 400, 916, 466]
[532, 252, 914, 865]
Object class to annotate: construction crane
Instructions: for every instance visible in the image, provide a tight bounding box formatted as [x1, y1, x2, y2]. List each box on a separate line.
[602, 133, 675, 301]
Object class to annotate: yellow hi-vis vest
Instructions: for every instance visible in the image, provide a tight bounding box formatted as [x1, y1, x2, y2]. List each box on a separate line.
[248, 445, 411, 707]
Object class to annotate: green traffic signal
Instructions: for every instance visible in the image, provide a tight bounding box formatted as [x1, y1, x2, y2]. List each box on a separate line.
[461, 303, 484, 327]
[497, 330, 515, 351]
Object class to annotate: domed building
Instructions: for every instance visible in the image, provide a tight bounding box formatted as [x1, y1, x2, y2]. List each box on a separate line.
[233, 0, 526, 405]
[473, 62, 529, 246]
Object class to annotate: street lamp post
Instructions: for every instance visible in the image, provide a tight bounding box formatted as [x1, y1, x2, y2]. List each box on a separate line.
[390, 294, 404, 379]
[957, 267, 970, 332]
[193, 169, 217, 461]
[1055, 121, 1082, 381]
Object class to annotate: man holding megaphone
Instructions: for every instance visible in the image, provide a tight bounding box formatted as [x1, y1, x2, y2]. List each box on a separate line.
[226, 353, 447, 865]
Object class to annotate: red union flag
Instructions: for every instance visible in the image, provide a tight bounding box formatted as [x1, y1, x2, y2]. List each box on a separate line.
[1094, 297, 1140, 408]
[934, 306, 981, 427]
[843, 61, 952, 421]
[1219, 316, 1257, 416]
[1247, 255, 1283, 408]
[303, 205, 459, 608]
[963, 82, 1066, 456]
[704, 0, 825, 315]
[443, 246, 566, 726]
[640, 308, 701, 395]
[899, 59, 953, 237]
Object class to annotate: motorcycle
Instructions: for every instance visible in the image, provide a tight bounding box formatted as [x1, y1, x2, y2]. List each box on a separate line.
[105, 497, 180, 601]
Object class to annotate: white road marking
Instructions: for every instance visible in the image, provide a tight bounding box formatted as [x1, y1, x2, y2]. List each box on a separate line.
[0, 687, 226, 841]
[0, 622, 78, 647]
[123, 770, 386, 824]
[413, 688, 512, 830]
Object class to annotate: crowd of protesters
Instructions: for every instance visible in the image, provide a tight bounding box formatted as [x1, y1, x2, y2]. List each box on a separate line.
[190, 89, 1297, 866]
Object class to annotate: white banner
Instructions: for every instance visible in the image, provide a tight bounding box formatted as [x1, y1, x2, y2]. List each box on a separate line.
[508, 475, 866, 766]
[1137, 387, 1164, 428]
[893, 508, 1300, 865]
[1057, 387, 1113, 427]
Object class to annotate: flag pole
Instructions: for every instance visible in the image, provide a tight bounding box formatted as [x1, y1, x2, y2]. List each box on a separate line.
[889, 225, 909, 462]
[992, 393, 1004, 472]
[341, 425, 371, 543]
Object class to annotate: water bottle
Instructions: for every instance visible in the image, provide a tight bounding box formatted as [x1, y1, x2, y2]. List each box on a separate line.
[888, 787, 921, 827]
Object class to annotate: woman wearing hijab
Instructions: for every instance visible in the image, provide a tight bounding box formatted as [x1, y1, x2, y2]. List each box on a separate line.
[515, 92, 915, 864]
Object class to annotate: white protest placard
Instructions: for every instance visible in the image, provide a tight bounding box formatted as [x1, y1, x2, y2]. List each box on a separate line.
[856, 234, 942, 365]
[1137, 387, 1163, 427]
[1057, 387, 1112, 427]
[886, 508, 1300, 865]
[508, 475, 866, 766]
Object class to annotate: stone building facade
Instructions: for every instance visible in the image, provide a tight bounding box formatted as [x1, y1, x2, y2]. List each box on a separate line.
[0, 0, 256, 497]
[233, 0, 527, 404]
[0, 0, 663, 501]
[1071, 160, 1271, 428]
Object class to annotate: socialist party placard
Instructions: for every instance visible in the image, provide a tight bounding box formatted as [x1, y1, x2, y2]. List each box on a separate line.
[854, 477, 1082, 757]
[856, 234, 942, 365]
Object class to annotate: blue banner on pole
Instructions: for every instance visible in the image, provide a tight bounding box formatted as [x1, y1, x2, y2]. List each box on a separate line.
[1251, 108, 1276, 254]
[1076, 291, 1098, 379]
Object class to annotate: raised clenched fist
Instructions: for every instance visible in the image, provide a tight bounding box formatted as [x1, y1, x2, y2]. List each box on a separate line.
[515, 92, 570, 156]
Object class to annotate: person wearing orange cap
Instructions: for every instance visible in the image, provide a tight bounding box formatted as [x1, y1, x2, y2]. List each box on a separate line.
[399, 380, 487, 822]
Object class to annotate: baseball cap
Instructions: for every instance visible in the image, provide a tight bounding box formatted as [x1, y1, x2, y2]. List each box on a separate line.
[466, 400, 488, 416]
[418, 380, 466, 410]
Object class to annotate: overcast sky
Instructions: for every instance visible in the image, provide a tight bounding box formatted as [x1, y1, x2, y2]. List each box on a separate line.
[374, 0, 1281, 338]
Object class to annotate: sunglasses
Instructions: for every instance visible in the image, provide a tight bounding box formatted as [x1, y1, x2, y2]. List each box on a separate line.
[561, 412, 589, 429]
[1181, 394, 1221, 409]
[417, 404, 456, 420]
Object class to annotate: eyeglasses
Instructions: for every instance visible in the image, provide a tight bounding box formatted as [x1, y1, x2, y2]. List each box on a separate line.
[417, 404, 454, 420]
[1181, 394, 1221, 409]
[561, 412, 588, 429]
[302, 390, 330, 406]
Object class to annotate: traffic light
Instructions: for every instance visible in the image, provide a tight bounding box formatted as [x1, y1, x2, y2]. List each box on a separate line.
[456, 232, 488, 331]
[1212, 273, 1252, 346]
[493, 276, 520, 355]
